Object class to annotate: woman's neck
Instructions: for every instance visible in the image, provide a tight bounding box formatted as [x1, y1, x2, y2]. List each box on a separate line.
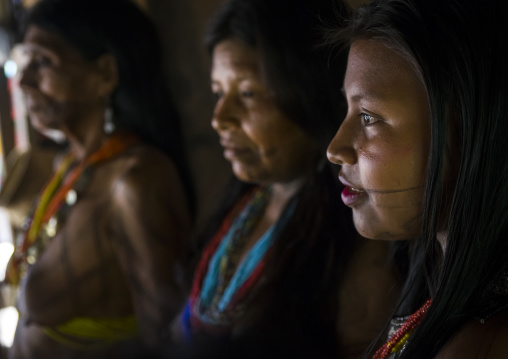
[264, 175, 308, 224]
[64, 110, 108, 161]
[234, 175, 308, 264]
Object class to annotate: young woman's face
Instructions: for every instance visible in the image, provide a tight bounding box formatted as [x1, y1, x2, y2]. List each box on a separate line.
[211, 38, 319, 185]
[327, 39, 430, 241]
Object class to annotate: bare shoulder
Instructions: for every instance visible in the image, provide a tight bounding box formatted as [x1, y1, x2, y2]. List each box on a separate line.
[112, 143, 184, 190]
[484, 313, 508, 357]
[437, 311, 508, 358]
[106, 142, 191, 237]
[111, 144, 188, 205]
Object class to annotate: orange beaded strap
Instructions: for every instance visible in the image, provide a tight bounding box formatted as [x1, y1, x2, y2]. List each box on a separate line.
[373, 299, 433, 359]
[5, 132, 139, 285]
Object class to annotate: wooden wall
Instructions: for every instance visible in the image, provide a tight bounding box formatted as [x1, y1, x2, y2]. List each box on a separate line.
[147, 0, 230, 229]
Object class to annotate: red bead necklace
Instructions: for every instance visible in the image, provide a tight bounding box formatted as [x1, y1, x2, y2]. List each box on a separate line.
[373, 298, 433, 359]
[5, 132, 139, 285]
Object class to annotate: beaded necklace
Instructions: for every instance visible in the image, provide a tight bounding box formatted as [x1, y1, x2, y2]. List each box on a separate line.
[183, 186, 296, 337]
[212, 186, 272, 306]
[5, 132, 139, 285]
[200, 186, 272, 322]
[373, 298, 433, 359]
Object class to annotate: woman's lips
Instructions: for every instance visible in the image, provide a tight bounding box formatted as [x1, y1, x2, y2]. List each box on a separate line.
[338, 173, 366, 206]
[341, 186, 365, 206]
[221, 143, 251, 161]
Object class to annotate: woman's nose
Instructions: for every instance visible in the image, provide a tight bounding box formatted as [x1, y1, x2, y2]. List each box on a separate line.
[327, 116, 358, 166]
[211, 93, 240, 132]
[19, 63, 37, 90]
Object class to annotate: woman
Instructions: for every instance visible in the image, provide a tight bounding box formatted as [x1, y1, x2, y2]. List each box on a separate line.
[327, 0, 508, 357]
[5, 0, 194, 357]
[175, 0, 402, 357]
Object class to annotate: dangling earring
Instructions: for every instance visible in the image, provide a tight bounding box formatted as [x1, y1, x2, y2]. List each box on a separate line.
[104, 105, 115, 134]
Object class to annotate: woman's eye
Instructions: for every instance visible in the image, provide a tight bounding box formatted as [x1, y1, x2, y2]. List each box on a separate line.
[361, 113, 379, 126]
[33, 54, 51, 67]
[212, 90, 224, 101]
[241, 90, 254, 98]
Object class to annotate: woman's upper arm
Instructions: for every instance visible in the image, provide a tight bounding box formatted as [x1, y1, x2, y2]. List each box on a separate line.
[110, 153, 192, 345]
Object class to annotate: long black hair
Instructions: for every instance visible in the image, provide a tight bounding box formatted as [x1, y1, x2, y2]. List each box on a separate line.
[331, 0, 508, 357]
[24, 0, 195, 217]
[198, 0, 358, 355]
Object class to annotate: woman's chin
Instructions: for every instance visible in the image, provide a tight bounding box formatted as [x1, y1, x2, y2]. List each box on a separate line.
[29, 115, 59, 134]
[232, 163, 260, 184]
[354, 219, 406, 241]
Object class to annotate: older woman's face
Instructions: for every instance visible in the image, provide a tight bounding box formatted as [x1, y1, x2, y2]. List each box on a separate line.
[211, 38, 319, 184]
[327, 39, 430, 241]
[20, 25, 111, 134]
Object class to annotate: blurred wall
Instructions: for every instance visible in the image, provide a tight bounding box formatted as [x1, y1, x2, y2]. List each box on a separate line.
[147, 0, 230, 230]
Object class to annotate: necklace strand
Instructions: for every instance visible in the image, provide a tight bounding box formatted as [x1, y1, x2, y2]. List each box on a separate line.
[373, 298, 432, 359]
[6, 133, 139, 285]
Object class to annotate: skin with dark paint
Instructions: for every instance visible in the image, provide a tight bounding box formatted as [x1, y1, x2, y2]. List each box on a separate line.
[328, 39, 508, 359]
[8, 26, 191, 359]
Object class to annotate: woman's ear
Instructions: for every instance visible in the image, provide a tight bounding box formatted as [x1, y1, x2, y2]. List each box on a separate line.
[94, 53, 119, 97]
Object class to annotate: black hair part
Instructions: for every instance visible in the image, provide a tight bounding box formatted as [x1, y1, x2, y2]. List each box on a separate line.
[204, 0, 257, 53]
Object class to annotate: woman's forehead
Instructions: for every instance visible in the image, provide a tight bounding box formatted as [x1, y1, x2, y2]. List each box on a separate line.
[211, 39, 260, 80]
[345, 39, 425, 100]
[23, 25, 84, 62]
